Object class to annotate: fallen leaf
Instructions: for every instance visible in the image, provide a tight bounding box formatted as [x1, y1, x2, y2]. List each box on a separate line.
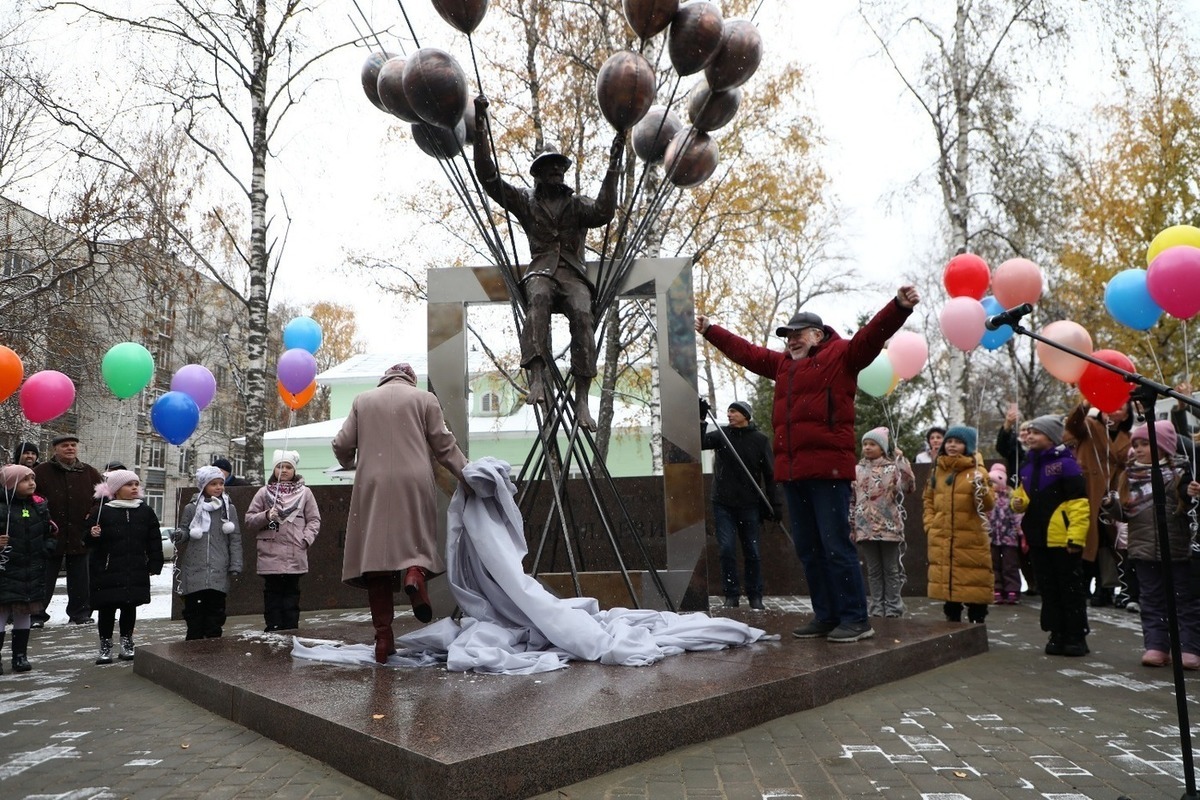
[954, 771, 967, 778]
[372, 714, 385, 720]
[181, 743, 190, 749]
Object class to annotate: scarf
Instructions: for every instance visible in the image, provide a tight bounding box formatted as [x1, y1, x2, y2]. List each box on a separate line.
[106, 499, 143, 509]
[190, 494, 231, 538]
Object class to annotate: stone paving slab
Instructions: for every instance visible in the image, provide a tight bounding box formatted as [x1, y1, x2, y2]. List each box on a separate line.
[130, 609, 984, 800]
[1, 596, 1197, 799]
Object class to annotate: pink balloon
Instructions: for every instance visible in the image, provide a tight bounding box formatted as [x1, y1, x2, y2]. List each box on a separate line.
[19, 370, 76, 424]
[1035, 320, 1093, 384]
[1146, 245, 1200, 320]
[277, 348, 318, 395]
[886, 331, 928, 380]
[992, 258, 1044, 309]
[938, 297, 987, 351]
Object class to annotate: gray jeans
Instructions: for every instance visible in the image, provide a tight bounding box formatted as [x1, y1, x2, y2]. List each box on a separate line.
[857, 540, 906, 617]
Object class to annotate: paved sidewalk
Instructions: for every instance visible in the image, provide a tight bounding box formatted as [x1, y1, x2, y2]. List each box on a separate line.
[1, 597, 1195, 799]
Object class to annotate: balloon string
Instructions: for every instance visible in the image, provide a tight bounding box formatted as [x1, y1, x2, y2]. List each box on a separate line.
[392, 0, 422, 47]
[348, 0, 390, 54]
[1144, 331, 1167, 385]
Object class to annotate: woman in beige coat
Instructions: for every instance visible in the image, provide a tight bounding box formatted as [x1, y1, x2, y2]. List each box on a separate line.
[332, 363, 469, 663]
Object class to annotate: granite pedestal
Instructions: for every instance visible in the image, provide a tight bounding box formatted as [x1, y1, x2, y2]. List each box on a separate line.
[134, 608, 987, 800]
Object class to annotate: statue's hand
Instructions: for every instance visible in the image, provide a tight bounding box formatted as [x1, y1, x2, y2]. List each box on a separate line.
[609, 130, 628, 164]
[474, 94, 490, 113]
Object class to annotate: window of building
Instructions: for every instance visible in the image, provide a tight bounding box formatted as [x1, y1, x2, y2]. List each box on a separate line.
[136, 438, 166, 470]
[2, 251, 32, 277]
[480, 391, 500, 414]
[177, 446, 195, 475]
[210, 408, 226, 434]
[145, 489, 165, 519]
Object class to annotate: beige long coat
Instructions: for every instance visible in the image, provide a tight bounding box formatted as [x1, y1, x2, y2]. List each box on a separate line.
[332, 369, 468, 588]
[923, 454, 996, 605]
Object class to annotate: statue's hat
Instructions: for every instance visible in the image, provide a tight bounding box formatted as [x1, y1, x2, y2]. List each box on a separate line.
[530, 143, 572, 176]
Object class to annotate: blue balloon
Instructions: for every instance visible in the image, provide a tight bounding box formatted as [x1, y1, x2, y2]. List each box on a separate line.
[283, 316, 323, 355]
[1105, 268, 1163, 331]
[979, 295, 1014, 351]
[151, 391, 200, 446]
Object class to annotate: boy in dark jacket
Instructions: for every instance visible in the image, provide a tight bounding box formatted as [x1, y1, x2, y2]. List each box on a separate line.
[702, 399, 777, 610]
[1012, 415, 1091, 656]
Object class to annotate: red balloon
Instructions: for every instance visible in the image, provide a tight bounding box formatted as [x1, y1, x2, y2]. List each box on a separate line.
[596, 51, 656, 131]
[376, 57, 421, 123]
[943, 253, 990, 299]
[668, 2, 724, 76]
[1077, 350, 1135, 414]
[704, 19, 762, 91]
[623, 0, 679, 40]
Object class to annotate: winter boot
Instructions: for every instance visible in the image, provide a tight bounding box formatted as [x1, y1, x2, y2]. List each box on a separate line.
[11, 628, 31, 672]
[943, 602, 963, 623]
[366, 574, 396, 664]
[118, 635, 135, 661]
[96, 638, 114, 665]
[404, 566, 433, 623]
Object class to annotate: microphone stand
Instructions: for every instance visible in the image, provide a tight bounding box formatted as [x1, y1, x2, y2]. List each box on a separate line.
[1004, 308, 1199, 800]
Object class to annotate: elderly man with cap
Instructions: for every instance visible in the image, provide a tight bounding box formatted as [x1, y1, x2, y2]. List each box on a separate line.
[473, 94, 627, 432]
[696, 285, 920, 643]
[701, 398, 777, 610]
[211, 456, 248, 487]
[12, 442, 39, 468]
[332, 362, 470, 663]
[31, 434, 103, 626]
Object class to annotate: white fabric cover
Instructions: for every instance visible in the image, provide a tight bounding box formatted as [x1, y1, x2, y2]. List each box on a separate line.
[292, 457, 776, 674]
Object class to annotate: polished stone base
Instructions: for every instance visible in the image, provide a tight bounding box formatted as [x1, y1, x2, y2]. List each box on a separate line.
[134, 610, 987, 800]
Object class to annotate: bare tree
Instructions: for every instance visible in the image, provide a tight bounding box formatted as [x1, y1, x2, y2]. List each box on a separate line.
[33, 0, 365, 480]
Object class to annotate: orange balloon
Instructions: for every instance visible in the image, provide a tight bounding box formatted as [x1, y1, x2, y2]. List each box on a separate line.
[278, 379, 316, 411]
[0, 346, 24, 402]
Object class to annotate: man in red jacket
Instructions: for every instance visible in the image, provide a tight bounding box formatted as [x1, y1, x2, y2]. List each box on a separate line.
[696, 285, 920, 642]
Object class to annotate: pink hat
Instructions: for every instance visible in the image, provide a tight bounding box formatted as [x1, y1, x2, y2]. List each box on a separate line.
[1, 464, 33, 491]
[1130, 420, 1178, 458]
[989, 463, 1007, 484]
[94, 469, 141, 500]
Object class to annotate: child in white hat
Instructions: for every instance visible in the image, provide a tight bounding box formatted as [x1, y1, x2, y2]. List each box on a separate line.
[244, 450, 321, 632]
[173, 466, 242, 640]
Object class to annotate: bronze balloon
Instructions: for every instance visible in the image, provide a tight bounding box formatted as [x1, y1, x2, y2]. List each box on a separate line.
[667, 2, 724, 77]
[361, 52, 394, 111]
[632, 105, 682, 164]
[402, 48, 468, 130]
[622, 0, 679, 40]
[595, 51, 656, 132]
[431, 0, 489, 34]
[376, 57, 421, 123]
[687, 81, 741, 132]
[663, 127, 718, 187]
[412, 119, 467, 160]
[705, 19, 763, 91]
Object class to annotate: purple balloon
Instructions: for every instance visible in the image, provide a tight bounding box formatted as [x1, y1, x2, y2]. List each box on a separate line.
[170, 364, 218, 410]
[277, 348, 318, 395]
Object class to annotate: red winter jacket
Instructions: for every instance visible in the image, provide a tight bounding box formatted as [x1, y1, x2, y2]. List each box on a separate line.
[703, 298, 912, 482]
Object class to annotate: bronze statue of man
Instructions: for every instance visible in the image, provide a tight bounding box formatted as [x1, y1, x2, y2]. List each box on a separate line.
[473, 94, 626, 431]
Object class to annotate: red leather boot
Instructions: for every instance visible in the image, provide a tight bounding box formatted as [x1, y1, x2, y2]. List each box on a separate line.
[365, 574, 395, 664]
[404, 566, 433, 623]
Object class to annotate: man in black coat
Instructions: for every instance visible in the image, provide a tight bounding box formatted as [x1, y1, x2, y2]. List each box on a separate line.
[32, 434, 103, 626]
[702, 400, 778, 610]
[212, 457, 248, 487]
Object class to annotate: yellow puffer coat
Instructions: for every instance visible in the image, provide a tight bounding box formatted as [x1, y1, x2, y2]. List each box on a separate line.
[923, 454, 996, 604]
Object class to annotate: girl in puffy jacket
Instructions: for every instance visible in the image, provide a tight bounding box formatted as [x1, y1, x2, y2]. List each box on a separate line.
[245, 450, 320, 632]
[1011, 414, 1091, 657]
[1106, 420, 1200, 669]
[174, 465, 242, 640]
[0, 465, 55, 673]
[852, 427, 915, 618]
[923, 425, 995, 624]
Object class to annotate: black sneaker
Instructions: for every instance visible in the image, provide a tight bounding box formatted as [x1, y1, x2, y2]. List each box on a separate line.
[792, 620, 838, 639]
[70, 616, 95, 625]
[722, 596, 739, 608]
[1061, 637, 1089, 657]
[748, 596, 766, 610]
[827, 622, 876, 643]
[1045, 634, 1064, 656]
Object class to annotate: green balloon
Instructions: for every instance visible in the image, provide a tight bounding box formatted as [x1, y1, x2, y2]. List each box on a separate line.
[857, 350, 895, 398]
[101, 342, 155, 399]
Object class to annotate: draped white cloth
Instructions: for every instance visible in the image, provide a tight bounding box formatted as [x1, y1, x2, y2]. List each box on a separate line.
[292, 457, 776, 674]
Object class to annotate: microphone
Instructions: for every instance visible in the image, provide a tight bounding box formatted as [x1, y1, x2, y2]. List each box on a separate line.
[985, 302, 1033, 331]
